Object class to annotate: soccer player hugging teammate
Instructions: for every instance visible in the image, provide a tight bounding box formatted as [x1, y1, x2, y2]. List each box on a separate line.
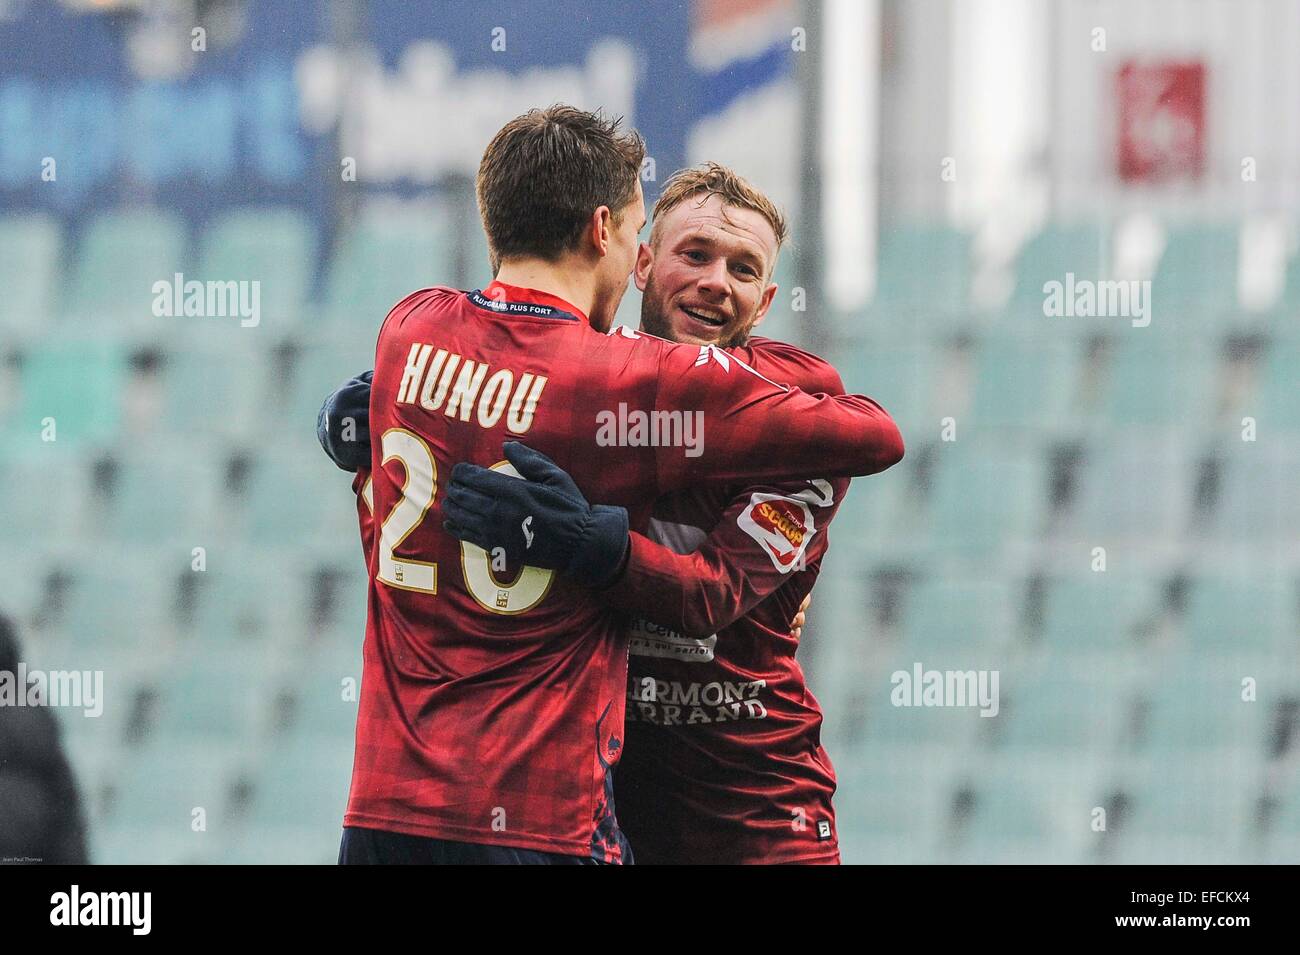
[319, 108, 905, 865]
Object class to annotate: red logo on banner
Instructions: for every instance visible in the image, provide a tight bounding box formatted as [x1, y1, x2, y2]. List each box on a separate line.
[1117, 61, 1205, 182]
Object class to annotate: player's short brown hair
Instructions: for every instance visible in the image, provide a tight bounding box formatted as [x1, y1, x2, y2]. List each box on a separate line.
[650, 163, 788, 272]
[477, 105, 646, 269]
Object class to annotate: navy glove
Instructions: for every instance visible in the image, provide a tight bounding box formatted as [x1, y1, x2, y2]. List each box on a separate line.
[442, 441, 630, 588]
[317, 369, 373, 472]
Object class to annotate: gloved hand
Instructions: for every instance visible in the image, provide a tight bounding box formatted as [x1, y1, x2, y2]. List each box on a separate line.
[442, 441, 630, 588]
[317, 369, 373, 472]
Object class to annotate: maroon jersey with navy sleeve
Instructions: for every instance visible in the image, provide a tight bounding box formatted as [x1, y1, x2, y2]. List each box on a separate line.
[607, 338, 855, 864]
[346, 286, 903, 860]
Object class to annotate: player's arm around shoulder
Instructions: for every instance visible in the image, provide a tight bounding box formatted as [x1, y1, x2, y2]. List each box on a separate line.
[604, 472, 847, 637]
[731, 335, 848, 397]
[645, 331, 905, 486]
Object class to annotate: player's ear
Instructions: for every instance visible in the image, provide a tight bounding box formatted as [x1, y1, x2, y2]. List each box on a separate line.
[590, 205, 612, 257]
[634, 241, 653, 291]
[752, 281, 778, 327]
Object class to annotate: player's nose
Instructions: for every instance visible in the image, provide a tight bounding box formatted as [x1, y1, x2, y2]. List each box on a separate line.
[695, 259, 730, 299]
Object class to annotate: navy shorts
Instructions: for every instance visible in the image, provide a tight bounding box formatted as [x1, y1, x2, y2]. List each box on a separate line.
[338, 826, 626, 865]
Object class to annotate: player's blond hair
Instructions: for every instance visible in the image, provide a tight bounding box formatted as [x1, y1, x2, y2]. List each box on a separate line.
[650, 163, 788, 275]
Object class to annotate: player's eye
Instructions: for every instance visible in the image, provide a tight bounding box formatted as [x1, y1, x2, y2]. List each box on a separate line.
[733, 263, 758, 278]
[683, 249, 707, 263]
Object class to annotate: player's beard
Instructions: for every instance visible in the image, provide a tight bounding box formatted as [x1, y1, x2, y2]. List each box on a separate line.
[639, 272, 754, 348]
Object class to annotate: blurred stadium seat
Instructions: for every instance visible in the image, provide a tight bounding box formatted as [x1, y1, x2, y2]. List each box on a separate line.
[0, 213, 62, 342]
[65, 210, 191, 335]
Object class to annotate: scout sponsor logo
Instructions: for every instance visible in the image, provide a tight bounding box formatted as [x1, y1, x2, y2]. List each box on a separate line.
[738, 492, 815, 572]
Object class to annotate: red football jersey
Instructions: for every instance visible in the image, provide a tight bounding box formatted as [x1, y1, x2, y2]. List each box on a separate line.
[344, 282, 903, 860]
[607, 339, 849, 864]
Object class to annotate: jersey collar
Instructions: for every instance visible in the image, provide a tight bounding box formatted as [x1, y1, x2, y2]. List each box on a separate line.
[469, 280, 589, 324]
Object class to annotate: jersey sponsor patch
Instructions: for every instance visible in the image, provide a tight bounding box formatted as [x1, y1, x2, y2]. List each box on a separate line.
[737, 492, 815, 573]
[628, 617, 717, 662]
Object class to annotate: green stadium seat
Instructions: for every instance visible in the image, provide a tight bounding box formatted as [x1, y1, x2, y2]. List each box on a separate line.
[243, 447, 359, 546]
[1150, 224, 1240, 318]
[998, 672, 1129, 751]
[158, 345, 265, 440]
[925, 440, 1049, 558]
[198, 208, 316, 334]
[61, 720, 127, 822]
[834, 748, 956, 862]
[830, 465, 916, 554]
[1141, 662, 1268, 753]
[93, 824, 220, 864]
[1281, 247, 1300, 312]
[900, 577, 1018, 654]
[1041, 574, 1158, 651]
[246, 739, 353, 831]
[1067, 431, 1192, 540]
[158, 664, 276, 741]
[289, 649, 364, 717]
[284, 342, 373, 428]
[217, 825, 339, 864]
[0, 552, 48, 622]
[12, 341, 125, 445]
[460, 211, 494, 288]
[96, 450, 220, 544]
[835, 341, 936, 440]
[1183, 576, 1294, 654]
[285, 668, 361, 742]
[65, 210, 191, 332]
[799, 565, 879, 718]
[1210, 441, 1300, 545]
[0, 213, 62, 339]
[0, 445, 89, 544]
[323, 205, 454, 325]
[56, 563, 171, 652]
[1257, 335, 1300, 432]
[110, 740, 248, 830]
[838, 834, 933, 864]
[968, 335, 1080, 432]
[1101, 336, 1217, 428]
[1112, 754, 1260, 863]
[1269, 765, 1300, 861]
[956, 760, 1101, 863]
[857, 680, 987, 753]
[316, 564, 368, 638]
[190, 550, 304, 648]
[873, 225, 971, 314]
[1010, 223, 1107, 307]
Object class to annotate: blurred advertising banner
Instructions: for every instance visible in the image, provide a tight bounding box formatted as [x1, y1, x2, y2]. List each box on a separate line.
[1116, 60, 1205, 183]
[685, 0, 799, 210]
[0, 0, 797, 225]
